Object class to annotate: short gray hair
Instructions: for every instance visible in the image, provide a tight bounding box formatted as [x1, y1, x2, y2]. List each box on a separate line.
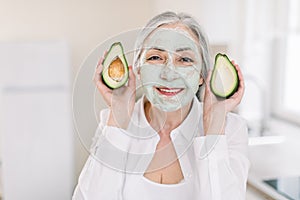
[133, 11, 212, 82]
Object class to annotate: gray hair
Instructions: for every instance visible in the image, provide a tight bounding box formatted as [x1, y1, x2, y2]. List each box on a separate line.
[133, 11, 212, 82]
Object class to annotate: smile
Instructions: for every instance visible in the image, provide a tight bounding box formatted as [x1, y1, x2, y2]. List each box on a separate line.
[155, 87, 184, 96]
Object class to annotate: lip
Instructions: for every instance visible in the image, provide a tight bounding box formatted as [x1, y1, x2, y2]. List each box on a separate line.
[155, 87, 184, 96]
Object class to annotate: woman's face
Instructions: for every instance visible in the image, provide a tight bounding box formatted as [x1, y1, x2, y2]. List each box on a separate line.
[139, 23, 203, 112]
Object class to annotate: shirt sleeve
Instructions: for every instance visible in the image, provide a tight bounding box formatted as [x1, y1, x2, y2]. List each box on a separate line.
[193, 114, 250, 200]
[72, 109, 132, 200]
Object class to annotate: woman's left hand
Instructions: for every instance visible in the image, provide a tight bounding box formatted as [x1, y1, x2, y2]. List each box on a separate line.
[203, 61, 245, 135]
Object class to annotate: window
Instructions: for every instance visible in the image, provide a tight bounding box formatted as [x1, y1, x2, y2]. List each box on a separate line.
[283, 35, 300, 113]
[273, 0, 300, 124]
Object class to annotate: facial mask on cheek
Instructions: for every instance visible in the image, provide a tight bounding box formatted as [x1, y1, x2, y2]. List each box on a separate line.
[140, 64, 200, 112]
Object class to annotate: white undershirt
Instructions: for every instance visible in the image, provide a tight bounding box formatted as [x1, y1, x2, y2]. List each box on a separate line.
[123, 152, 195, 200]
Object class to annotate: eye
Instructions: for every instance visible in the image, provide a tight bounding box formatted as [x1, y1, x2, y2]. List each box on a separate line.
[180, 57, 194, 63]
[146, 55, 162, 61]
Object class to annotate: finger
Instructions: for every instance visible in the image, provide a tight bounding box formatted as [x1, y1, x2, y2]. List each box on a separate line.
[228, 89, 243, 106]
[95, 63, 103, 76]
[231, 60, 242, 73]
[95, 75, 114, 106]
[96, 55, 105, 70]
[93, 65, 101, 84]
[95, 50, 108, 70]
[94, 50, 109, 81]
[205, 70, 212, 93]
[127, 65, 136, 88]
[228, 65, 245, 101]
[103, 50, 108, 57]
[230, 78, 244, 99]
[229, 61, 245, 93]
[93, 59, 103, 83]
[93, 65, 113, 94]
[235, 64, 245, 95]
[95, 77, 113, 95]
[203, 69, 219, 103]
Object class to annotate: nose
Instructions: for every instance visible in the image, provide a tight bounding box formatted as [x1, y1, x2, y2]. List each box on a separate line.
[160, 64, 180, 81]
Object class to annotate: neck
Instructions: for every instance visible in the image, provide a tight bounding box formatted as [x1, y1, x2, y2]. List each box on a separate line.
[144, 99, 192, 136]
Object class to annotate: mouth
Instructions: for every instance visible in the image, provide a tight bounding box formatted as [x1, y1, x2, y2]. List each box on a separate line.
[155, 87, 184, 96]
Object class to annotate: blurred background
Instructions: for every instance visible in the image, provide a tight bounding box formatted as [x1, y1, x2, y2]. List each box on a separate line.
[0, 0, 299, 199]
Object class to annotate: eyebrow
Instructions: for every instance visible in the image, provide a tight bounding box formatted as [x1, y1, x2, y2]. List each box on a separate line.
[147, 47, 166, 52]
[176, 47, 192, 52]
[148, 47, 193, 52]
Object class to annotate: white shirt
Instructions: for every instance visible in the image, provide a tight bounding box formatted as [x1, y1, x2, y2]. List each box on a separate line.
[72, 96, 250, 200]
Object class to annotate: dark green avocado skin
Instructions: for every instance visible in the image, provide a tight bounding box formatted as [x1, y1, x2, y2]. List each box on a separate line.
[101, 42, 129, 89]
[210, 53, 239, 99]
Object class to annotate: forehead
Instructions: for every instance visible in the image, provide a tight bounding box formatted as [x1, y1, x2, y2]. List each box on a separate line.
[143, 23, 200, 52]
[159, 23, 198, 42]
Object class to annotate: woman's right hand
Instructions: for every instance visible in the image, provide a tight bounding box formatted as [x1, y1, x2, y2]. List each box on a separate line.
[202, 61, 244, 135]
[93, 53, 136, 130]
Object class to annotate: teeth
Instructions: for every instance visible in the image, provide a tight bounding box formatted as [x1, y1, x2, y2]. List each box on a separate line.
[159, 88, 182, 93]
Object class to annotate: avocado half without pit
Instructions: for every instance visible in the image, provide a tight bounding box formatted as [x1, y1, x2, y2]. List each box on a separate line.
[210, 53, 239, 98]
[102, 42, 129, 89]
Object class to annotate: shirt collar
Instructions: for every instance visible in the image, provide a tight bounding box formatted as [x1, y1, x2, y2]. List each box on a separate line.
[170, 96, 202, 143]
[135, 95, 202, 143]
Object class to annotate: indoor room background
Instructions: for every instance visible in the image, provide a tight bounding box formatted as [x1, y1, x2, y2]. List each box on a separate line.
[0, 0, 299, 199]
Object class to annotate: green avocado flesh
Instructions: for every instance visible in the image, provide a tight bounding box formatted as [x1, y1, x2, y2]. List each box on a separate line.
[102, 42, 128, 89]
[210, 53, 239, 98]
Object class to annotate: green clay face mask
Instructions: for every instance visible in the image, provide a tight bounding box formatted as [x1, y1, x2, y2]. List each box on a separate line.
[139, 28, 202, 112]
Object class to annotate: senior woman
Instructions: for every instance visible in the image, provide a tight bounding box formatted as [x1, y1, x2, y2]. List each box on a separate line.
[73, 11, 249, 200]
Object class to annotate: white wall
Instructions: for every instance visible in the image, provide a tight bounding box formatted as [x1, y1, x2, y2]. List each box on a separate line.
[151, 0, 246, 60]
[0, 41, 73, 199]
[153, 0, 232, 43]
[0, 0, 154, 191]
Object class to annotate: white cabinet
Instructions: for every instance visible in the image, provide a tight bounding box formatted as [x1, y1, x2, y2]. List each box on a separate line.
[0, 41, 74, 200]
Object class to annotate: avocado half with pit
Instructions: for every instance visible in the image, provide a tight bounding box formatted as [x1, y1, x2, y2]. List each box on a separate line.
[102, 42, 129, 89]
[210, 53, 239, 98]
